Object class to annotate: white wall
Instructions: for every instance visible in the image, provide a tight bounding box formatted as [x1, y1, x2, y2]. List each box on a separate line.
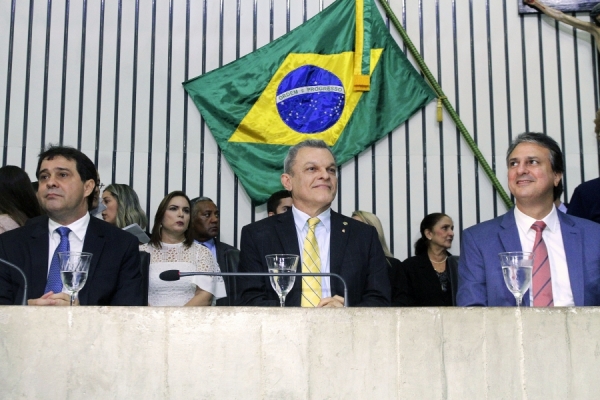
[1, 0, 598, 260]
[2, 306, 600, 398]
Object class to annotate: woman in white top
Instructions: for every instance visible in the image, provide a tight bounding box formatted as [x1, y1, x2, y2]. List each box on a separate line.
[140, 191, 226, 306]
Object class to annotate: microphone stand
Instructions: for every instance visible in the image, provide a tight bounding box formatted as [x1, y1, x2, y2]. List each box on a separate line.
[0, 257, 28, 305]
[162, 271, 350, 307]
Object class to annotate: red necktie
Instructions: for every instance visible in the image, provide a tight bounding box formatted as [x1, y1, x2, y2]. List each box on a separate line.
[532, 221, 553, 307]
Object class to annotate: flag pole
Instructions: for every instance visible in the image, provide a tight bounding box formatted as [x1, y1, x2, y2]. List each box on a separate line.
[376, 0, 513, 210]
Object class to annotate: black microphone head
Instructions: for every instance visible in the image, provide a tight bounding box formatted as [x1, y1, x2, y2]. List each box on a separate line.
[159, 270, 181, 281]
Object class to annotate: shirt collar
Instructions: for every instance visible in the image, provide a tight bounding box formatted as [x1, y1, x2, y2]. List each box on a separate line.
[196, 237, 216, 248]
[514, 204, 560, 235]
[291, 205, 331, 233]
[48, 212, 91, 241]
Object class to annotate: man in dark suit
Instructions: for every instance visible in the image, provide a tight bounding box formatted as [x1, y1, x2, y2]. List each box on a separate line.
[0, 145, 143, 306]
[457, 133, 600, 307]
[567, 177, 600, 224]
[190, 197, 238, 306]
[237, 140, 390, 307]
[266, 189, 292, 217]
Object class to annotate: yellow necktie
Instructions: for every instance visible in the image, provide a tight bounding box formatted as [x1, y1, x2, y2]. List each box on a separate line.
[301, 217, 321, 307]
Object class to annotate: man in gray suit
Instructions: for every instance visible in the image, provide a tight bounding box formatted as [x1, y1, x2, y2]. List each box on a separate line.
[237, 139, 390, 307]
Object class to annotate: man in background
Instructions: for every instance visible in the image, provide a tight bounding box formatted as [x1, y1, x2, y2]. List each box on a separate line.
[266, 190, 292, 216]
[190, 197, 238, 306]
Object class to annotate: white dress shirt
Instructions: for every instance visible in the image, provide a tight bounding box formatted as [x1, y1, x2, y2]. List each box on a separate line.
[514, 205, 574, 306]
[292, 205, 332, 298]
[47, 213, 90, 276]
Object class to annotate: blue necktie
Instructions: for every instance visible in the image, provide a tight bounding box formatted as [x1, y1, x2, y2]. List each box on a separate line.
[45, 227, 71, 294]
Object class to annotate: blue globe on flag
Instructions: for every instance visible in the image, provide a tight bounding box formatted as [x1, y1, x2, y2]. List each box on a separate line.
[275, 65, 346, 134]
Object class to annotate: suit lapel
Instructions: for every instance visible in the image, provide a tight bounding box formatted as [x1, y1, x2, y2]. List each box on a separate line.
[558, 213, 584, 306]
[329, 211, 349, 294]
[274, 211, 301, 305]
[275, 211, 300, 255]
[80, 218, 106, 304]
[498, 210, 523, 253]
[498, 210, 530, 306]
[29, 217, 51, 298]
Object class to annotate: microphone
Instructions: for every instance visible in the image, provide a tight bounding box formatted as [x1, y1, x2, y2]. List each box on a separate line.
[159, 269, 181, 281]
[0, 257, 28, 305]
[159, 270, 350, 307]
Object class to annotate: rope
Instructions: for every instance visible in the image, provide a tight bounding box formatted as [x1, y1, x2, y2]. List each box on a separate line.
[376, 0, 513, 209]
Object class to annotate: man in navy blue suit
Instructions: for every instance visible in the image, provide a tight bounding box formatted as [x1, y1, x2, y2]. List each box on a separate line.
[0, 145, 142, 306]
[457, 133, 600, 307]
[237, 140, 390, 307]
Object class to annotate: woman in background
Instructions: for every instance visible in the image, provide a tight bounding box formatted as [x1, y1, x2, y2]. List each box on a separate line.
[0, 166, 42, 233]
[139, 191, 226, 306]
[392, 213, 454, 307]
[101, 183, 148, 229]
[351, 210, 402, 273]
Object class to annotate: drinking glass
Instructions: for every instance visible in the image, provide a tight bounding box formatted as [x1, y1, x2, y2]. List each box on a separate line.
[499, 251, 534, 307]
[266, 254, 299, 307]
[59, 251, 93, 306]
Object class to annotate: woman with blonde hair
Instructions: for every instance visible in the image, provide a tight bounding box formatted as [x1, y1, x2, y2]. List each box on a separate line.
[351, 210, 402, 272]
[101, 183, 148, 229]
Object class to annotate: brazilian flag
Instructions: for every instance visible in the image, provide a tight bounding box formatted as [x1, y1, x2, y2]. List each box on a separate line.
[184, 0, 436, 204]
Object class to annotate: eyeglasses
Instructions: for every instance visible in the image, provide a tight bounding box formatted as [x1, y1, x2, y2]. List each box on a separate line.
[98, 183, 105, 190]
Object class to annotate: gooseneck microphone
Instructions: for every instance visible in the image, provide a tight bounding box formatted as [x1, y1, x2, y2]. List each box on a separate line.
[159, 270, 350, 307]
[0, 257, 28, 305]
[159, 269, 181, 281]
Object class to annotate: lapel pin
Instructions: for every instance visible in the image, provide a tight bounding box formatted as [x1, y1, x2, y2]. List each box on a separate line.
[343, 222, 348, 225]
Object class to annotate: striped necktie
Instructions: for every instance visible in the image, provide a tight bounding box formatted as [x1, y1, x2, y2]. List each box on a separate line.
[532, 221, 553, 307]
[45, 226, 71, 294]
[301, 217, 321, 307]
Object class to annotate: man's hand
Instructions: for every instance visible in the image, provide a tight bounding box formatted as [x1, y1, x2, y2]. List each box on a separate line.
[317, 295, 345, 308]
[28, 291, 76, 306]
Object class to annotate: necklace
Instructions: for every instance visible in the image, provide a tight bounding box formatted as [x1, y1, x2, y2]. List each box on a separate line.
[429, 256, 447, 264]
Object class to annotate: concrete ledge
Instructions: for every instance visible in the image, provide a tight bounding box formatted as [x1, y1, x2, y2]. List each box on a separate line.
[1, 307, 599, 399]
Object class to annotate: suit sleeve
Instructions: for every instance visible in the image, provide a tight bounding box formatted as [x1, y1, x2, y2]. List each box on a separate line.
[236, 225, 279, 306]
[390, 260, 414, 307]
[456, 228, 488, 306]
[109, 234, 143, 306]
[0, 235, 17, 305]
[354, 226, 391, 307]
[566, 185, 587, 219]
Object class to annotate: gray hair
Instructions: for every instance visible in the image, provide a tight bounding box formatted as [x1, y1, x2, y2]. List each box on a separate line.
[190, 196, 215, 218]
[283, 139, 336, 175]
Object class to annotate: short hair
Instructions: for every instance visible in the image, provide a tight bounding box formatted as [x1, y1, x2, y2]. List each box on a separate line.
[506, 132, 564, 201]
[283, 139, 336, 175]
[103, 184, 148, 229]
[267, 190, 291, 214]
[351, 210, 393, 258]
[37, 144, 98, 210]
[149, 191, 194, 249]
[591, 4, 600, 27]
[0, 165, 43, 226]
[414, 213, 451, 256]
[190, 196, 215, 218]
